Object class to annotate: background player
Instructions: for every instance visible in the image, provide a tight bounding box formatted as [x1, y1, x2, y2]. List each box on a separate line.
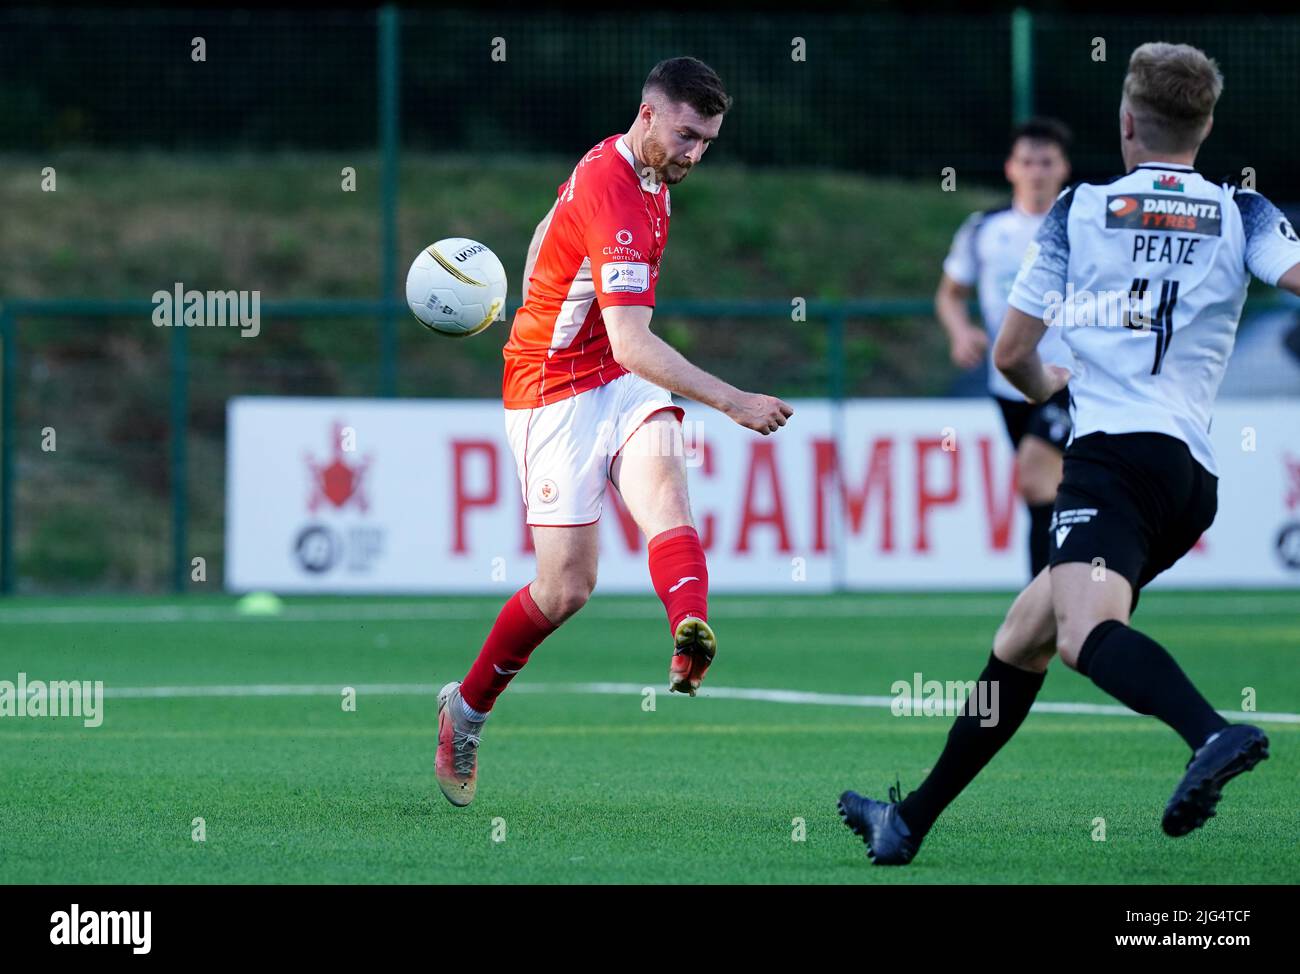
[841, 41, 1300, 864]
[936, 118, 1076, 576]
[435, 57, 794, 807]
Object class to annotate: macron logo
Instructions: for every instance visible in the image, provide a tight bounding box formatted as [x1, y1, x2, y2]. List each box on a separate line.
[50, 904, 151, 955]
[1051, 508, 1095, 549]
[668, 576, 699, 593]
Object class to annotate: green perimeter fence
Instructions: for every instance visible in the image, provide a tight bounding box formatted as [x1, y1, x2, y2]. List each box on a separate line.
[0, 298, 937, 595]
[4, 9, 1300, 593]
[6, 8, 1300, 181]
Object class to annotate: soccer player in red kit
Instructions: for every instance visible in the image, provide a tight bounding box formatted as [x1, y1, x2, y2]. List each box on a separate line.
[435, 57, 794, 806]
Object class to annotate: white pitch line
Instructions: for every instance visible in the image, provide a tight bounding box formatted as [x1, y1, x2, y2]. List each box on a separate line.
[1, 595, 1298, 625]
[97, 680, 1300, 725]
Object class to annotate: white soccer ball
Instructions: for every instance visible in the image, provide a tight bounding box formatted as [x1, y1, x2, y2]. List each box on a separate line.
[405, 238, 508, 337]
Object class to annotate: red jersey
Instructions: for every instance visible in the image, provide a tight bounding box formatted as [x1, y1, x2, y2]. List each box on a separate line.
[502, 134, 671, 409]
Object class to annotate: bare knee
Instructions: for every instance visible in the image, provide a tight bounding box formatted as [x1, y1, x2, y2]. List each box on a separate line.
[993, 608, 1053, 673]
[1055, 616, 1107, 671]
[531, 572, 595, 624]
[1048, 563, 1133, 671]
[990, 570, 1057, 673]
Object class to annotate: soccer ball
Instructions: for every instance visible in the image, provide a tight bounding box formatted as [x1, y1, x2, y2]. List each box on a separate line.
[405, 238, 508, 337]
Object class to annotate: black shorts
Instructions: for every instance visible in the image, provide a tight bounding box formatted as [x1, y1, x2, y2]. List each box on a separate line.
[1049, 432, 1218, 595]
[995, 388, 1072, 452]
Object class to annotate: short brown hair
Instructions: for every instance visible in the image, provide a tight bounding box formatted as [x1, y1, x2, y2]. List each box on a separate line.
[1010, 117, 1073, 157]
[643, 57, 732, 118]
[1122, 42, 1223, 153]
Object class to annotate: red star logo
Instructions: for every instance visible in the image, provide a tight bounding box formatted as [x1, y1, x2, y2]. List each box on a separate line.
[305, 422, 371, 513]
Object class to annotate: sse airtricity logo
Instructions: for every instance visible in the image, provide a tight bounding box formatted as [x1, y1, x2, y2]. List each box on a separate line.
[601, 261, 649, 294]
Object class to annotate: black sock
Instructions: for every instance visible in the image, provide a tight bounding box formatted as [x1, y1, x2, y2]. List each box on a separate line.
[897, 653, 1046, 838]
[1077, 619, 1228, 751]
[1028, 503, 1054, 576]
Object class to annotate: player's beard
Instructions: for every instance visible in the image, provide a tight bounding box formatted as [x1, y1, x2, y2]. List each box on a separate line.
[643, 129, 692, 185]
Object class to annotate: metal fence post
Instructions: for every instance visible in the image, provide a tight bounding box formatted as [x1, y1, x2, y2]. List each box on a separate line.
[0, 307, 14, 594]
[827, 309, 847, 593]
[1011, 8, 1034, 125]
[378, 4, 401, 397]
[171, 322, 189, 594]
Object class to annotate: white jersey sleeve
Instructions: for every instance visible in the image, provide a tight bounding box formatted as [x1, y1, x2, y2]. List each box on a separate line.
[941, 212, 982, 286]
[1235, 190, 1300, 286]
[1007, 188, 1074, 322]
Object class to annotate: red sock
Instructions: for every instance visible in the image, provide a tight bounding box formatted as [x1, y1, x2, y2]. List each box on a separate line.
[647, 525, 709, 634]
[460, 584, 556, 714]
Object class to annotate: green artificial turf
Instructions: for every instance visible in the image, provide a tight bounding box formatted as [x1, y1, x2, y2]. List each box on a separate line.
[0, 591, 1296, 884]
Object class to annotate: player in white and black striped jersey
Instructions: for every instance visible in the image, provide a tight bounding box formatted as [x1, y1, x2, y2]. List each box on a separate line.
[842, 42, 1300, 865]
[936, 118, 1075, 577]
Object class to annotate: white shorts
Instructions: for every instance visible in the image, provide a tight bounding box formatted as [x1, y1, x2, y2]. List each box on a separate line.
[504, 373, 683, 526]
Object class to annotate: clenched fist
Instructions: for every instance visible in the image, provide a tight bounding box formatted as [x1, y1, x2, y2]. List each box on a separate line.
[728, 393, 794, 435]
[949, 325, 989, 370]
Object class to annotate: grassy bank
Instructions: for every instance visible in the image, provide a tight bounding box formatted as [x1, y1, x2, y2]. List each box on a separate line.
[2, 151, 1002, 590]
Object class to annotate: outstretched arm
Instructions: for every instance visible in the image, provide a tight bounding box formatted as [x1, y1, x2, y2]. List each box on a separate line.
[603, 305, 793, 435]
